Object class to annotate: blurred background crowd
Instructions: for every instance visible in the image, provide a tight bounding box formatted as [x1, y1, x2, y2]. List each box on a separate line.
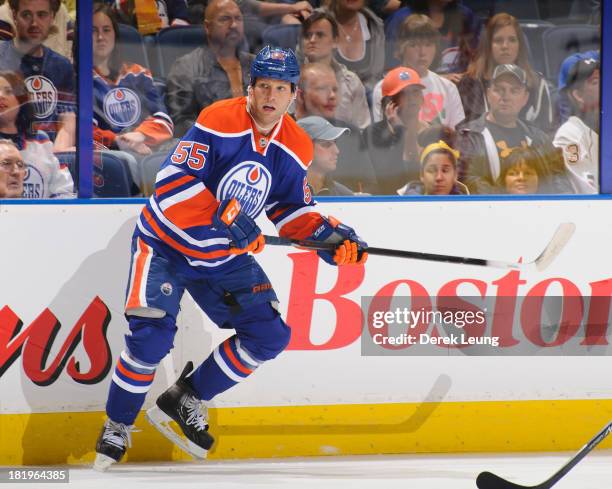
[0, 0, 602, 199]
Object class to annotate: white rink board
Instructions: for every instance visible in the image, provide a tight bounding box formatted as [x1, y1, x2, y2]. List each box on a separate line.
[1, 200, 611, 414]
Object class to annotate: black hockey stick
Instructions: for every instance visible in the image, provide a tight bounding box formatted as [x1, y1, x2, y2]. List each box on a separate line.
[476, 420, 612, 489]
[264, 222, 575, 272]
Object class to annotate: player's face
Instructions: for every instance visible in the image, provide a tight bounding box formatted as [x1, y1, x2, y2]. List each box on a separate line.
[302, 71, 338, 119]
[491, 25, 520, 66]
[487, 76, 529, 121]
[302, 19, 336, 62]
[420, 153, 456, 195]
[13, 0, 55, 46]
[313, 139, 339, 173]
[504, 161, 539, 194]
[0, 77, 21, 126]
[0, 144, 25, 198]
[205, 2, 244, 48]
[249, 78, 294, 127]
[399, 38, 437, 76]
[93, 12, 115, 64]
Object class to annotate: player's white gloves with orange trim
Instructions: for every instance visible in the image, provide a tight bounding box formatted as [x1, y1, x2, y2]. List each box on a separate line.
[213, 198, 265, 254]
[310, 216, 368, 266]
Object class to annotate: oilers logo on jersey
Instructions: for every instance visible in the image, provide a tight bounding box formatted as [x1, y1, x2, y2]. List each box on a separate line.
[22, 164, 44, 199]
[25, 76, 58, 119]
[217, 161, 272, 218]
[103, 88, 142, 128]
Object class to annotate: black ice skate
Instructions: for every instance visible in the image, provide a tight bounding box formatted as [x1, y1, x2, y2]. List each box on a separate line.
[93, 418, 135, 471]
[145, 361, 214, 459]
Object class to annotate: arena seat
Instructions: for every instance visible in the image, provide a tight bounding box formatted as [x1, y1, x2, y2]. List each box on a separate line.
[118, 24, 151, 69]
[55, 151, 137, 198]
[542, 25, 600, 82]
[154, 26, 207, 79]
[520, 20, 554, 75]
[139, 151, 170, 196]
[262, 24, 301, 51]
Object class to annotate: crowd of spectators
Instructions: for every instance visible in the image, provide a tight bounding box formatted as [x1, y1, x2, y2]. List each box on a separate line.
[0, 0, 603, 199]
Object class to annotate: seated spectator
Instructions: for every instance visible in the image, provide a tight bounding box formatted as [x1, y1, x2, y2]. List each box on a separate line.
[321, 0, 385, 91]
[0, 1, 73, 60]
[300, 10, 371, 129]
[297, 115, 354, 195]
[384, 0, 481, 75]
[0, 70, 74, 198]
[456, 65, 573, 195]
[553, 52, 599, 194]
[365, 67, 428, 195]
[457, 13, 556, 135]
[110, 0, 190, 35]
[372, 14, 465, 128]
[397, 126, 468, 195]
[166, 0, 253, 137]
[187, 0, 313, 52]
[495, 146, 541, 194]
[93, 2, 173, 157]
[295, 62, 378, 193]
[557, 51, 599, 124]
[0, 0, 75, 150]
[0, 138, 25, 198]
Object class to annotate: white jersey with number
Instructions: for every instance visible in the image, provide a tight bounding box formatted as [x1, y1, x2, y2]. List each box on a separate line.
[553, 116, 598, 193]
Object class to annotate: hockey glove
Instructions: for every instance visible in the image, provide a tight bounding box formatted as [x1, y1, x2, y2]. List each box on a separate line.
[310, 216, 368, 266]
[213, 198, 265, 254]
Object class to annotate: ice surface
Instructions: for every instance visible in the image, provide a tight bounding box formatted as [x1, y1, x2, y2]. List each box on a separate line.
[4, 452, 611, 489]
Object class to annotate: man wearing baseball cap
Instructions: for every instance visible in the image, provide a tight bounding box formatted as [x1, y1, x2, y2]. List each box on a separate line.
[365, 67, 429, 194]
[553, 52, 599, 193]
[456, 64, 575, 194]
[297, 116, 354, 196]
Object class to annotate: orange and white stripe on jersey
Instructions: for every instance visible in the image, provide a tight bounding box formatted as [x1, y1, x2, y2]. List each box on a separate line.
[125, 238, 154, 311]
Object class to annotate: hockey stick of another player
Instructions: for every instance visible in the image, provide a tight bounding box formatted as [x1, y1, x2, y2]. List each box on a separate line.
[264, 222, 575, 272]
[475, 420, 612, 489]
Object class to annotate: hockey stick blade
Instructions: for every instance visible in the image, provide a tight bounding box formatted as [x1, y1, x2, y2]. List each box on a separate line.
[532, 222, 575, 272]
[263, 222, 574, 271]
[476, 420, 612, 489]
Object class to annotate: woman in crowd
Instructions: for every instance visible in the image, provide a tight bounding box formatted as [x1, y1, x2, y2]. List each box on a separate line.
[0, 70, 74, 198]
[93, 2, 174, 157]
[398, 125, 468, 195]
[299, 10, 371, 129]
[457, 13, 556, 134]
[496, 147, 541, 194]
[322, 0, 385, 91]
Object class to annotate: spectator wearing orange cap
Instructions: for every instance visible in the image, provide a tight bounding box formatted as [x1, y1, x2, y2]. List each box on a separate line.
[365, 66, 428, 194]
[372, 14, 465, 129]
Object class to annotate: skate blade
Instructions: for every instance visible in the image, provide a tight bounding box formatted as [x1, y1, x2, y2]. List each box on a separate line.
[93, 453, 116, 472]
[145, 406, 208, 460]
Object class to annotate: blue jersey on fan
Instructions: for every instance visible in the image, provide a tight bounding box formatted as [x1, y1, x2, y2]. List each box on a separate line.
[0, 41, 75, 141]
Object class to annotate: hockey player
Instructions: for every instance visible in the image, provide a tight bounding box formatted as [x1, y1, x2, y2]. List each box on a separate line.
[94, 45, 368, 471]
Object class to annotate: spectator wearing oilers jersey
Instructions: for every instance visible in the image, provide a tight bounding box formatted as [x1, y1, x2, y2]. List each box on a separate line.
[0, 0, 76, 149]
[93, 45, 368, 472]
[93, 2, 173, 156]
[0, 70, 74, 198]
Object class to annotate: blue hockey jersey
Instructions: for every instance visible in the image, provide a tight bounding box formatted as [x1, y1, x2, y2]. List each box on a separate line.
[135, 96, 322, 275]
